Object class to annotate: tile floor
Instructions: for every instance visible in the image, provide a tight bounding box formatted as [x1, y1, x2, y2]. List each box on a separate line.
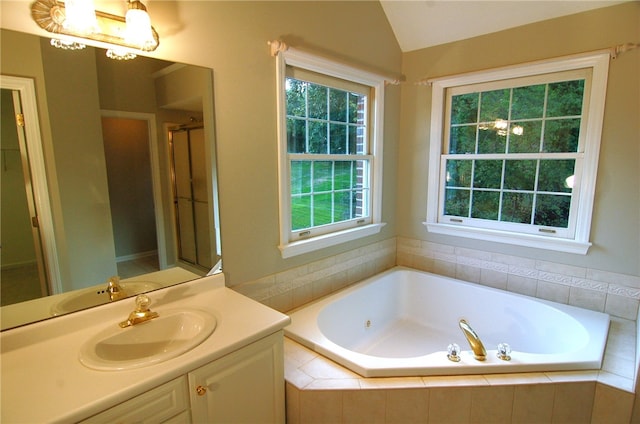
[117, 255, 160, 279]
[1, 263, 42, 306]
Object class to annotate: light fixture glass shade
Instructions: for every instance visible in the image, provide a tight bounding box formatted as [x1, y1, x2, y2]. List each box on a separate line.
[125, 1, 156, 49]
[106, 48, 137, 61]
[50, 38, 86, 50]
[63, 0, 99, 35]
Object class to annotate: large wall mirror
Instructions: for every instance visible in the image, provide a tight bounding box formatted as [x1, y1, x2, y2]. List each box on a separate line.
[1, 29, 221, 330]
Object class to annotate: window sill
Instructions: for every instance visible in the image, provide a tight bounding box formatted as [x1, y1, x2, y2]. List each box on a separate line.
[279, 223, 386, 259]
[423, 222, 591, 255]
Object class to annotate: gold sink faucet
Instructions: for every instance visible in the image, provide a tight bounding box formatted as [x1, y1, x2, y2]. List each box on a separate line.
[459, 319, 487, 361]
[119, 294, 159, 328]
[106, 276, 127, 301]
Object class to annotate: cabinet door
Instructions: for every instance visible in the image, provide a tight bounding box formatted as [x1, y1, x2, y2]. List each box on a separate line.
[189, 332, 285, 423]
[80, 376, 190, 424]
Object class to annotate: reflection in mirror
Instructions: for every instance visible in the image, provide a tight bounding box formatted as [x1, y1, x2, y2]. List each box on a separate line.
[0, 29, 221, 330]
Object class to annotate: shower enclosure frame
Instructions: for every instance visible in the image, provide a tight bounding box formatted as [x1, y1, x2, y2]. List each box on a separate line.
[168, 123, 217, 272]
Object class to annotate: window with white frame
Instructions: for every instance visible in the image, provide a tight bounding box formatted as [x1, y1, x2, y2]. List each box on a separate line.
[275, 48, 386, 258]
[424, 53, 610, 254]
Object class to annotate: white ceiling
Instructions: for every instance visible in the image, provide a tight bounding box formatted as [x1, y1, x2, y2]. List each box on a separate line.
[379, 0, 628, 52]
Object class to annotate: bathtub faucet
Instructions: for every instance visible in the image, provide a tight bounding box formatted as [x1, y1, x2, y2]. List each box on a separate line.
[458, 319, 487, 361]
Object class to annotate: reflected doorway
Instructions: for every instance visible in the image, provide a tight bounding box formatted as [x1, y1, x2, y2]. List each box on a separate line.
[169, 125, 214, 271]
[101, 116, 160, 278]
[1, 88, 49, 305]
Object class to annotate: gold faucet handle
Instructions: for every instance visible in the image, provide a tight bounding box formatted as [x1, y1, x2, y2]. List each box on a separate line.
[119, 294, 158, 328]
[134, 294, 152, 312]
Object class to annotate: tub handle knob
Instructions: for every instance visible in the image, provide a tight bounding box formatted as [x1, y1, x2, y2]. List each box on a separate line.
[447, 343, 461, 362]
[497, 343, 512, 361]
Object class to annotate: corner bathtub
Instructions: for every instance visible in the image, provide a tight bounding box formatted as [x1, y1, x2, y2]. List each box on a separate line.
[285, 267, 610, 377]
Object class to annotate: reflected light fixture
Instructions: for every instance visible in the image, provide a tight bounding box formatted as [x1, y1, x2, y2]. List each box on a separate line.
[493, 119, 508, 130]
[31, 0, 159, 60]
[511, 125, 524, 136]
[564, 175, 575, 189]
[493, 119, 508, 137]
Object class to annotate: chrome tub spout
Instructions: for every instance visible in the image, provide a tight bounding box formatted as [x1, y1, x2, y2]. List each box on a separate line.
[459, 319, 487, 361]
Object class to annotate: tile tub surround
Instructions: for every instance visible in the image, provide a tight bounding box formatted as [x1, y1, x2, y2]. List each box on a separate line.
[232, 238, 397, 313]
[231, 237, 640, 420]
[284, 333, 636, 424]
[396, 237, 640, 322]
[232, 237, 639, 322]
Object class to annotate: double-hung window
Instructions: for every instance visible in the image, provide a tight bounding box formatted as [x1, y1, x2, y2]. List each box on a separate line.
[275, 48, 386, 258]
[425, 53, 610, 254]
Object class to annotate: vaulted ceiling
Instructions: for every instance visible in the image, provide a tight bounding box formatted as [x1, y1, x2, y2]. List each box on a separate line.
[379, 0, 628, 52]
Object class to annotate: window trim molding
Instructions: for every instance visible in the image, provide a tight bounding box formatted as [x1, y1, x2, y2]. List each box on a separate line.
[423, 52, 610, 255]
[275, 48, 386, 258]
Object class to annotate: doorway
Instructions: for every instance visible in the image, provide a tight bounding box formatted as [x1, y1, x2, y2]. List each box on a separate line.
[1, 88, 48, 304]
[101, 115, 161, 278]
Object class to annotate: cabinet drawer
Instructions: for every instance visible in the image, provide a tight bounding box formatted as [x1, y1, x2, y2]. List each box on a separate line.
[163, 409, 191, 423]
[80, 376, 189, 424]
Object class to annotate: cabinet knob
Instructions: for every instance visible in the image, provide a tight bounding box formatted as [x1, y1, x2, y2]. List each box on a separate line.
[196, 385, 207, 396]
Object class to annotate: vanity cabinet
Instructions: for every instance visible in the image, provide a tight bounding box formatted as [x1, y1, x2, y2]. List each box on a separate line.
[80, 332, 284, 424]
[189, 331, 285, 423]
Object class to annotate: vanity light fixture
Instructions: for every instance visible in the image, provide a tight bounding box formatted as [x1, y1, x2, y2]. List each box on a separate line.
[31, 0, 159, 60]
[62, 0, 99, 35]
[125, 0, 155, 50]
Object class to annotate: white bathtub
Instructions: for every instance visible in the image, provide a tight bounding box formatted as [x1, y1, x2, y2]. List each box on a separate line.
[285, 267, 610, 377]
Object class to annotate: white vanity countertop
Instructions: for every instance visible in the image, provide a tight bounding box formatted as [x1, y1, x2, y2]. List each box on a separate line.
[0, 273, 291, 423]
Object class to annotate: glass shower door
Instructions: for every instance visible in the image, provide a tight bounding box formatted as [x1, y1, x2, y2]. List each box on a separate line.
[170, 126, 213, 270]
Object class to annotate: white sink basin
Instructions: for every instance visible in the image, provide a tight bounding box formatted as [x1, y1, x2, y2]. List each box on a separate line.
[51, 281, 162, 316]
[79, 309, 217, 371]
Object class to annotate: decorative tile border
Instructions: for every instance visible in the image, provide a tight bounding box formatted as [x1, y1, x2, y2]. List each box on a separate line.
[572, 278, 609, 292]
[609, 285, 640, 300]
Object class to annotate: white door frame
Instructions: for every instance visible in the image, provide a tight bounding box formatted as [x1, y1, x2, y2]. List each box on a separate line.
[1, 75, 62, 293]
